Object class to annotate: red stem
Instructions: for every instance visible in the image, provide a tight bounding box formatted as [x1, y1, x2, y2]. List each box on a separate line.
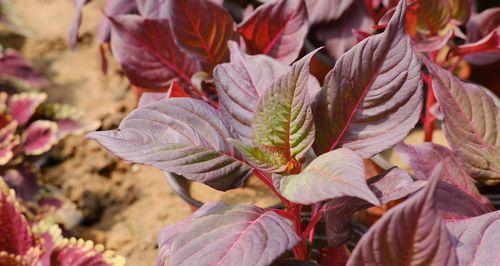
[423, 73, 436, 142]
[253, 170, 290, 206]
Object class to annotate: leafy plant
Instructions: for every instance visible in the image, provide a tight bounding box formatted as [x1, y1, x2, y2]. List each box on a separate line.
[0, 179, 125, 266]
[0, 49, 99, 229]
[86, 0, 500, 265]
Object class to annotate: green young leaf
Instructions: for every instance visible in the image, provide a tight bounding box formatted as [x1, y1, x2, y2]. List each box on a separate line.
[234, 50, 318, 172]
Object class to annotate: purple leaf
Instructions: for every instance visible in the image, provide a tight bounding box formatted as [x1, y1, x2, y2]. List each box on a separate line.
[238, 0, 308, 64]
[434, 180, 492, 220]
[8, 92, 46, 125]
[277, 148, 379, 205]
[34, 223, 125, 266]
[87, 98, 251, 191]
[97, 0, 137, 44]
[169, 205, 299, 266]
[68, 0, 91, 48]
[136, 0, 223, 19]
[447, 210, 500, 265]
[110, 15, 200, 89]
[157, 202, 228, 266]
[305, 0, 353, 24]
[325, 167, 425, 247]
[0, 115, 18, 165]
[463, 7, 500, 64]
[55, 118, 100, 140]
[395, 142, 493, 208]
[347, 165, 458, 266]
[314, 0, 372, 60]
[425, 60, 500, 185]
[0, 188, 39, 260]
[2, 167, 39, 202]
[214, 41, 287, 144]
[413, 29, 453, 52]
[313, 0, 423, 157]
[168, 0, 238, 69]
[0, 50, 48, 88]
[23, 120, 58, 156]
[232, 50, 318, 172]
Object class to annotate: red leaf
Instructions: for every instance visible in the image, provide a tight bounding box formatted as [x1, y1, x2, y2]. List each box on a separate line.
[110, 15, 200, 89]
[167, 81, 190, 98]
[347, 165, 458, 265]
[169, 0, 238, 69]
[238, 0, 308, 64]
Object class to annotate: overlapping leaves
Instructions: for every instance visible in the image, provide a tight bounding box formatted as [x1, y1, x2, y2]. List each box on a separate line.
[347, 165, 458, 265]
[87, 98, 251, 191]
[425, 60, 500, 185]
[313, 0, 423, 157]
[232, 51, 317, 172]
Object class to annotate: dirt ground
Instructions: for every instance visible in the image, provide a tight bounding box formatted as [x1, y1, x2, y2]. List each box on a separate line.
[9, 1, 281, 265]
[11, 0, 193, 265]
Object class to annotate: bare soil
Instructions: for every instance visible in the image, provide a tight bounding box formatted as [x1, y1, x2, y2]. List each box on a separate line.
[9, 1, 281, 264]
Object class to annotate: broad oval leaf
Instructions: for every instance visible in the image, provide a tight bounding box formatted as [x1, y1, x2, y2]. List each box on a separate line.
[425, 60, 500, 185]
[169, 205, 299, 266]
[168, 0, 238, 69]
[110, 15, 199, 89]
[277, 148, 379, 205]
[447, 210, 500, 266]
[395, 142, 492, 207]
[347, 165, 458, 266]
[313, 0, 423, 157]
[86, 98, 252, 191]
[238, 0, 308, 64]
[305, 0, 353, 24]
[214, 42, 287, 144]
[325, 167, 425, 246]
[234, 51, 317, 172]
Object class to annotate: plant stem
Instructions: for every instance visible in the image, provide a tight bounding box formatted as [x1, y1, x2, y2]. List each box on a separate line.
[423, 73, 436, 142]
[253, 170, 290, 205]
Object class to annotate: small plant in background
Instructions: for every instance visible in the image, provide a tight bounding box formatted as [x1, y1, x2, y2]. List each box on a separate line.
[87, 0, 500, 265]
[0, 179, 125, 266]
[0, 4, 122, 264]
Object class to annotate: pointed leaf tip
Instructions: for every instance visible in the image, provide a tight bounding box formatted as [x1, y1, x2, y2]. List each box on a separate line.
[347, 163, 458, 266]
